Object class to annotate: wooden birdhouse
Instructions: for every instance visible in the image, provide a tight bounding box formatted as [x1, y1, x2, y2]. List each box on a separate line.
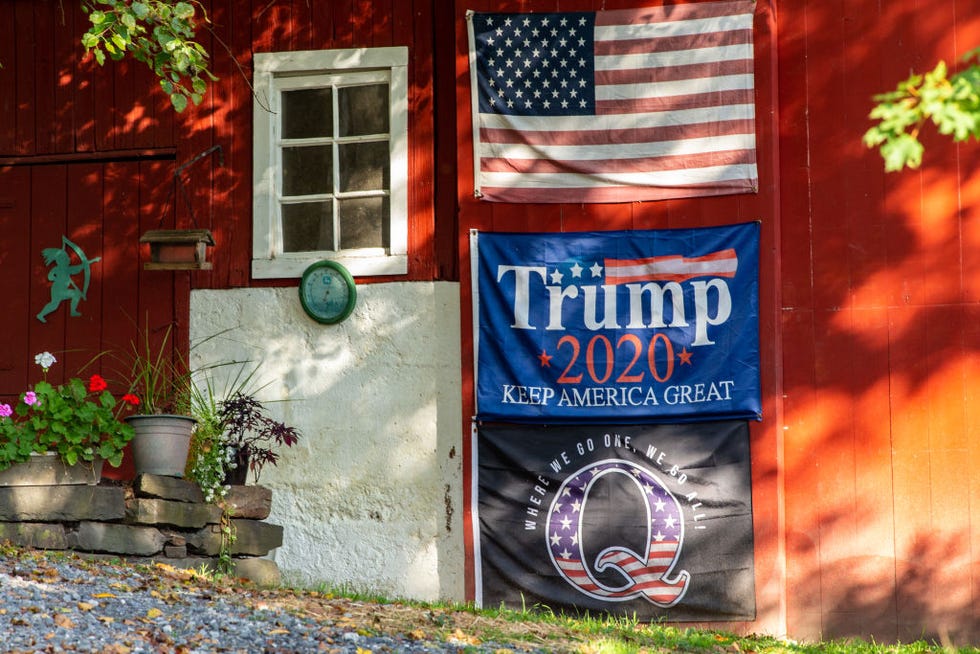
[140, 228, 215, 270]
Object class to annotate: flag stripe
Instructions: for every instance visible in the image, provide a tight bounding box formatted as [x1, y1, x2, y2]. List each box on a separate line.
[481, 118, 755, 147]
[594, 5, 755, 35]
[480, 149, 756, 176]
[481, 134, 755, 163]
[606, 249, 739, 283]
[596, 90, 755, 116]
[469, 1, 757, 203]
[594, 27, 753, 57]
[480, 164, 758, 189]
[479, 104, 756, 133]
[596, 59, 752, 86]
[595, 44, 754, 72]
[476, 182, 754, 204]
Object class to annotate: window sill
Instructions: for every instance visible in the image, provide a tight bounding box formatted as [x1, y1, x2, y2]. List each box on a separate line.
[252, 253, 408, 279]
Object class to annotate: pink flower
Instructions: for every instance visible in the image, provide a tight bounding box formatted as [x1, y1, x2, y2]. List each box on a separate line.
[0, 403, 11, 418]
[24, 391, 38, 406]
[88, 374, 108, 393]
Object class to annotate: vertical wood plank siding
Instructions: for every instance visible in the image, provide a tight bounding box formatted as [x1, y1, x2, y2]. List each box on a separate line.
[775, 0, 980, 644]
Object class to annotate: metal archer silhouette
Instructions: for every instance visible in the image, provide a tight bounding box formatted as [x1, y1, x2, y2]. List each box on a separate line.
[36, 236, 101, 324]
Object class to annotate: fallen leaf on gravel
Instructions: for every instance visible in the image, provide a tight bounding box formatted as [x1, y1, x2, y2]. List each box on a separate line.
[98, 616, 115, 624]
[146, 607, 163, 619]
[267, 628, 289, 635]
[53, 613, 75, 628]
[101, 643, 132, 654]
[409, 628, 427, 640]
[77, 602, 95, 611]
[93, 592, 116, 599]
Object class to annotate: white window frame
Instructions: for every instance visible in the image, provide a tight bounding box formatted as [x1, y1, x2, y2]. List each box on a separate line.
[253, 47, 409, 279]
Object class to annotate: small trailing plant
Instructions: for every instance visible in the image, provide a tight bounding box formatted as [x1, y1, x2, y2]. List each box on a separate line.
[219, 393, 301, 485]
[0, 352, 138, 471]
[185, 359, 264, 502]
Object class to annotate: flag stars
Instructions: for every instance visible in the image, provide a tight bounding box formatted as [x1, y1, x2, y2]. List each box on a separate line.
[664, 515, 678, 530]
[654, 497, 666, 512]
[550, 532, 562, 547]
[590, 262, 603, 277]
[571, 499, 582, 513]
[559, 515, 573, 531]
[570, 262, 583, 277]
[560, 548, 572, 559]
[550, 268, 564, 284]
[538, 349, 553, 368]
[678, 347, 694, 365]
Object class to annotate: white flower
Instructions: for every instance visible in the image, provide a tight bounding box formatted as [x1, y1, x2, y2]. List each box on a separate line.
[34, 351, 57, 370]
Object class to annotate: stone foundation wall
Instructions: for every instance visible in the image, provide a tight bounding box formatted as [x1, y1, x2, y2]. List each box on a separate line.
[0, 474, 282, 585]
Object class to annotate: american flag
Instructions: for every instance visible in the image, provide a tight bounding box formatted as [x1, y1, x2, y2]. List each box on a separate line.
[547, 461, 690, 606]
[466, 2, 758, 203]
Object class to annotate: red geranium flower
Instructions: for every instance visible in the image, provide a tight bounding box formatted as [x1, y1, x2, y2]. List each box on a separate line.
[88, 374, 108, 393]
[122, 394, 140, 406]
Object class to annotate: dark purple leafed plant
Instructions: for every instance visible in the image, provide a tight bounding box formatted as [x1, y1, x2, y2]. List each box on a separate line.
[218, 393, 300, 484]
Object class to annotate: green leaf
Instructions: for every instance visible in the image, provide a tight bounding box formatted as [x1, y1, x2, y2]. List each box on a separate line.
[174, 2, 196, 20]
[131, 2, 150, 20]
[170, 93, 188, 112]
[881, 133, 924, 172]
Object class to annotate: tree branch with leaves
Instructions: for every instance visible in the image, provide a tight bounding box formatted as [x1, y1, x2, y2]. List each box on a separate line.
[80, 0, 215, 112]
[864, 48, 980, 171]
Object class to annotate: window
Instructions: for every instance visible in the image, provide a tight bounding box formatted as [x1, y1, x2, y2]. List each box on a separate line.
[253, 48, 408, 278]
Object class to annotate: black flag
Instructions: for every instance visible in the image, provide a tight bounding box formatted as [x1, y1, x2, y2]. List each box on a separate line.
[475, 421, 755, 621]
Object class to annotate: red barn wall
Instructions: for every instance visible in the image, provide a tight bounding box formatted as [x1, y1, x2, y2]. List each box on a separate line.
[776, 0, 980, 643]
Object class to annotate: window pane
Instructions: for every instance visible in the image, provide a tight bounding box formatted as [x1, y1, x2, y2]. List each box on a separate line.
[338, 197, 388, 249]
[282, 88, 333, 139]
[282, 201, 334, 251]
[339, 84, 389, 136]
[338, 142, 389, 192]
[282, 146, 333, 196]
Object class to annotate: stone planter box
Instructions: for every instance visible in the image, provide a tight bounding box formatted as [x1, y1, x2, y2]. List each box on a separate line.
[0, 452, 103, 486]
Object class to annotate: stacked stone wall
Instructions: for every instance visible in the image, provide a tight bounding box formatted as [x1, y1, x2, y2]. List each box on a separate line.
[0, 474, 282, 585]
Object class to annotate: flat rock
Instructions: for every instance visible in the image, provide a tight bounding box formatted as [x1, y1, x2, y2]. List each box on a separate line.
[188, 519, 283, 556]
[0, 486, 125, 521]
[0, 522, 68, 549]
[225, 485, 273, 519]
[126, 498, 222, 528]
[135, 474, 205, 503]
[72, 522, 167, 556]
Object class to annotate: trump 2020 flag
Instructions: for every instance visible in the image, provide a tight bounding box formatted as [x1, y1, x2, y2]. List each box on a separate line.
[472, 223, 760, 423]
[474, 421, 755, 621]
[466, 2, 757, 203]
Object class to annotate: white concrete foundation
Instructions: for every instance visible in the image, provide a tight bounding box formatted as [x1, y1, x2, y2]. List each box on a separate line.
[189, 282, 464, 600]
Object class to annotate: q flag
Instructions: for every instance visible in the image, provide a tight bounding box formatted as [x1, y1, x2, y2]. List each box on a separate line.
[471, 223, 760, 423]
[465, 2, 757, 203]
[473, 421, 755, 621]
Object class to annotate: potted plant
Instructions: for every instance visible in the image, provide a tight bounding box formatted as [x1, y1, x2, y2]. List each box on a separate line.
[0, 352, 137, 485]
[219, 393, 300, 485]
[185, 360, 262, 502]
[124, 324, 196, 477]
